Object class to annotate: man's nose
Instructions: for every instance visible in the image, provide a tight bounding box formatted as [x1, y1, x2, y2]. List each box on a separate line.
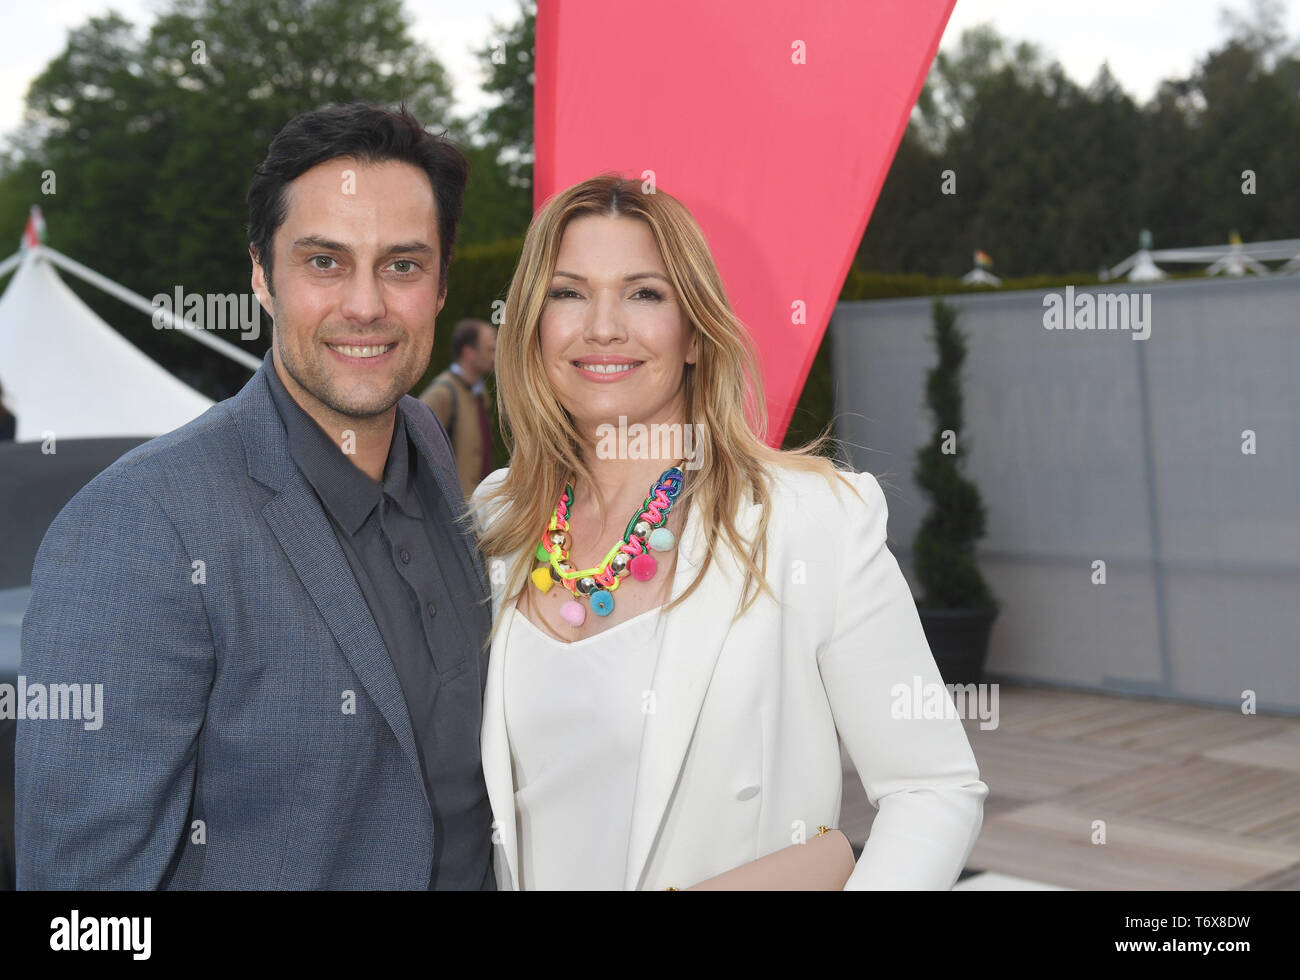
[339, 270, 387, 324]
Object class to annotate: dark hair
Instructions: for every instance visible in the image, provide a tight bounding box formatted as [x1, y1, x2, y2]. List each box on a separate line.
[247, 101, 468, 297]
[451, 318, 493, 360]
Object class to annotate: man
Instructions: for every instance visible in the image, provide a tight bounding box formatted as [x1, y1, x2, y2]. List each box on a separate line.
[15, 102, 494, 889]
[420, 319, 496, 499]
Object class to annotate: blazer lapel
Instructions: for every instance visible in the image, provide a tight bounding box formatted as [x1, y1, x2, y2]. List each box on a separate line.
[263, 473, 426, 792]
[232, 361, 426, 799]
[401, 397, 492, 601]
[481, 571, 522, 888]
[623, 488, 761, 889]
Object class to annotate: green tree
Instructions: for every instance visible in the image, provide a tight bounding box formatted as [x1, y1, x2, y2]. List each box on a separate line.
[467, 0, 535, 210]
[912, 299, 994, 611]
[0, 0, 460, 398]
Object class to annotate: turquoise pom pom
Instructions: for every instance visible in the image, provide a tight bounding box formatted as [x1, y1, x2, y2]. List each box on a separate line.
[648, 527, 675, 552]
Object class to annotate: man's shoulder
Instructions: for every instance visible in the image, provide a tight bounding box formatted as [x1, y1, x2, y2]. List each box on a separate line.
[62, 386, 259, 528]
[400, 393, 454, 455]
[101, 400, 241, 488]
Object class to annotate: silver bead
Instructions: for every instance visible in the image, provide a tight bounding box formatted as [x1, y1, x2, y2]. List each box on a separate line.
[549, 530, 568, 549]
[611, 553, 630, 574]
[577, 576, 597, 594]
[632, 520, 651, 539]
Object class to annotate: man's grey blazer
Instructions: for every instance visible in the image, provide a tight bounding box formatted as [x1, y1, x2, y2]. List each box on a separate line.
[14, 357, 492, 889]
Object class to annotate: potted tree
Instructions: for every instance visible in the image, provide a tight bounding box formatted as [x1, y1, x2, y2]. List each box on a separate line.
[912, 298, 998, 687]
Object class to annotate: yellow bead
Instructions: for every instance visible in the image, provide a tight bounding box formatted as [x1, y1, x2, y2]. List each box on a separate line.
[531, 567, 554, 593]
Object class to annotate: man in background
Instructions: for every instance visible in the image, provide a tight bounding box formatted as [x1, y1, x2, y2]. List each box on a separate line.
[420, 318, 496, 499]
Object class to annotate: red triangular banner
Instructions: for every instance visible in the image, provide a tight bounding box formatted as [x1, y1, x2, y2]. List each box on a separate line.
[535, 0, 954, 445]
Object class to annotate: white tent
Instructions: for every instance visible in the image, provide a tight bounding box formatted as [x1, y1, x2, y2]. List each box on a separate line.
[0, 244, 256, 442]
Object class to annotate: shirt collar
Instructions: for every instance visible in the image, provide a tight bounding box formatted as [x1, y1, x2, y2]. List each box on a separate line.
[449, 362, 486, 396]
[263, 350, 423, 534]
[382, 410, 423, 521]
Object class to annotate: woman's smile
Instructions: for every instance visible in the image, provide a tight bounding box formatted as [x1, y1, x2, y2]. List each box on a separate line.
[571, 355, 645, 382]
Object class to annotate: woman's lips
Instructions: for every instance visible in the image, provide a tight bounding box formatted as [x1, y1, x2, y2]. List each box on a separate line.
[572, 359, 643, 382]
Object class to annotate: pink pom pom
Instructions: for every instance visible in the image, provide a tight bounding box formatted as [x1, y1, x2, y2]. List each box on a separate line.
[630, 553, 657, 581]
[560, 600, 586, 626]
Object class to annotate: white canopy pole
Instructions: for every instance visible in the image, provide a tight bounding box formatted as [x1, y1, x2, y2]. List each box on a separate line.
[32, 245, 261, 372]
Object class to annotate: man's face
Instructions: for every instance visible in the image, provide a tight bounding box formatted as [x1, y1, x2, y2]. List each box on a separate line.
[251, 157, 445, 423]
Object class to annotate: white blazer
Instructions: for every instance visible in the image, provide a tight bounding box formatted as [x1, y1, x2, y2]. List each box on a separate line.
[471, 462, 988, 890]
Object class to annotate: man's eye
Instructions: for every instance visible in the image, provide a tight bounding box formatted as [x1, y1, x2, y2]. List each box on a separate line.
[391, 260, 417, 274]
[311, 255, 338, 270]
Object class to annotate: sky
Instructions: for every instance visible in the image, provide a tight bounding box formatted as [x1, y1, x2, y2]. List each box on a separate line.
[1, 0, 1298, 144]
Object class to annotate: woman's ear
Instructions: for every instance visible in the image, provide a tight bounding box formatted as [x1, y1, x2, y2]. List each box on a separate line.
[686, 332, 699, 365]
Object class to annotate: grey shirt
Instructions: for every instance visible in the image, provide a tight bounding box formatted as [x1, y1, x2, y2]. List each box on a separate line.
[264, 355, 494, 890]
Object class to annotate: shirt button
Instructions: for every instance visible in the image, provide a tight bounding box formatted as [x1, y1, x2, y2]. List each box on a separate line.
[400, 549, 411, 564]
[426, 602, 437, 618]
[736, 785, 760, 801]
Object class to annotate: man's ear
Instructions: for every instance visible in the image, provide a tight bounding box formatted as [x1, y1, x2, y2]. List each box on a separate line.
[250, 245, 272, 316]
[436, 283, 447, 317]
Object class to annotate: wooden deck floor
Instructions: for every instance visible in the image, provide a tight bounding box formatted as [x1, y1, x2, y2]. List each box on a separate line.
[839, 683, 1300, 890]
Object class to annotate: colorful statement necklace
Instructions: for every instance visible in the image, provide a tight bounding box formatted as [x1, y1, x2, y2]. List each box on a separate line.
[530, 466, 685, 627]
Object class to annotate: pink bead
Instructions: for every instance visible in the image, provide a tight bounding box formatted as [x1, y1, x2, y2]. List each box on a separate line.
[630, 553, 657, 581]
[560, 600, 586, 626]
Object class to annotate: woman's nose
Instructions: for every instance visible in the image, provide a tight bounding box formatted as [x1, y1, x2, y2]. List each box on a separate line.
[583, 289, 627, 342]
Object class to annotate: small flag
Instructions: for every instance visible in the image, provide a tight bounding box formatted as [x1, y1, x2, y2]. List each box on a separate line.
[20, 205, 46, 249]
[974, 249, 993, 270]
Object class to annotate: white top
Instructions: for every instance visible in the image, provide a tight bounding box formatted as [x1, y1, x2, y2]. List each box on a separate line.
[503, 603, 663, 890]
[477, 465, 989, 892]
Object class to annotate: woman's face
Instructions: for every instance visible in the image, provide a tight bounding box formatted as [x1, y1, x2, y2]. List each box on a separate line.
[538, 214, 698, 443]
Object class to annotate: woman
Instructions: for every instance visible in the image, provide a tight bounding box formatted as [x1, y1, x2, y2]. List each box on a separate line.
[466, 174, 987, 890]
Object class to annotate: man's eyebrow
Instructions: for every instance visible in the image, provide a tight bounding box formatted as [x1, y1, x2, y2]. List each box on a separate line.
[291, 235, 435, 258]
[553, 270, 670, 283]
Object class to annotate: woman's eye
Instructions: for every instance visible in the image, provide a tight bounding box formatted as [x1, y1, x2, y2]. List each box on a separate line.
[548, 288, 580, 299]
[632, 287, 663, 301]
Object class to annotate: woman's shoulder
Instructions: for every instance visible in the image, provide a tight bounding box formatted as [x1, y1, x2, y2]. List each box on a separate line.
[758, 458, 883, 512]
[756, 459, 891, 557]
[468, 467, 511, 531]
[473, 466, 511, 501]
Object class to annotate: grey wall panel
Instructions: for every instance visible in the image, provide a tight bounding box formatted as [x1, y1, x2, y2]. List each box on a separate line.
[831, 275, 1300, 713]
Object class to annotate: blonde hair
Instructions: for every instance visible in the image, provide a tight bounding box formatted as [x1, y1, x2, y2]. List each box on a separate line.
[461, 173, 861, 648]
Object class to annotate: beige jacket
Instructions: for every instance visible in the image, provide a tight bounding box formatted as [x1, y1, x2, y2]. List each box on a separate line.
[419, 368, 489, 500]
